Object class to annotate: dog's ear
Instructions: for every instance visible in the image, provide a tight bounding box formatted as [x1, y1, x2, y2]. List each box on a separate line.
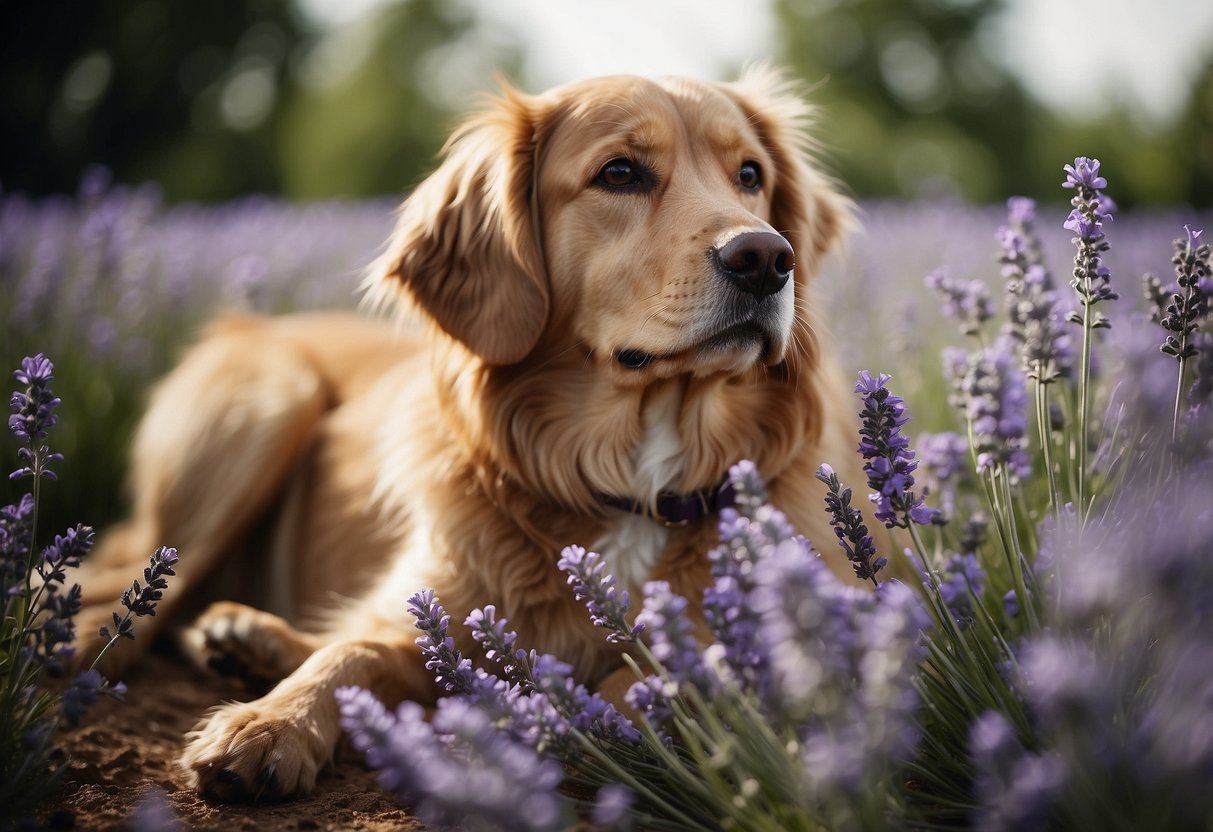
[365, 83, 549, 366]
[721, 65, 853, 278]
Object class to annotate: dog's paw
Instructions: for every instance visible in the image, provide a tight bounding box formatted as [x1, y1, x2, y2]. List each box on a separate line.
[179, 601, 317, 686]
[179, 698, 332, 801]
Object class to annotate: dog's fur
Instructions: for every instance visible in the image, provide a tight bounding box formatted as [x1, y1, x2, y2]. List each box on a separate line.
[68, 67, 871, 800]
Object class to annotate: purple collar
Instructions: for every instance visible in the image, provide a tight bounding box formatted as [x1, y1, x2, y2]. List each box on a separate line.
[596, 477, 735, 527]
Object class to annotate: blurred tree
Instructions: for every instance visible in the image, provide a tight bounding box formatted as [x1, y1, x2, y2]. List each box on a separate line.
[275, 0, 522, 199]
[1, 0, 305, 200]
[1174, 57, 1213, 208]
[775, 0, 1043, 203]
[0, 0, 520, 202]
[774, 0, 1212, 208]
[2, 0, 1206, 207]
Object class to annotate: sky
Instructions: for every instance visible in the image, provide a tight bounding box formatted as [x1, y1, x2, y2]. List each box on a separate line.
[297, 0, 1213, 124]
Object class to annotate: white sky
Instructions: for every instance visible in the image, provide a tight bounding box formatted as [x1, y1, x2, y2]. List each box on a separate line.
[998, 0, 1213, 122]
[297, 0, 1213, 123]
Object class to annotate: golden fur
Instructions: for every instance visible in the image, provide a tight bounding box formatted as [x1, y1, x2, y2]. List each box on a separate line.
[68, 67, 871, 800]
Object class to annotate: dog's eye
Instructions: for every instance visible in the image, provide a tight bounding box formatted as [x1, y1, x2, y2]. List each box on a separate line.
[596, 158, 645, 190]
[739, 161, 762, 191]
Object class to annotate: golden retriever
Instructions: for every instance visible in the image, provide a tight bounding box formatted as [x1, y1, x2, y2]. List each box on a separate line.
[69, 66, 870, 800]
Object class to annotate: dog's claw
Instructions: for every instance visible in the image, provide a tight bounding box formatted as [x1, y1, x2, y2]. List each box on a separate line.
[255, 761, 280, 800]
[203, 768, 248, 803]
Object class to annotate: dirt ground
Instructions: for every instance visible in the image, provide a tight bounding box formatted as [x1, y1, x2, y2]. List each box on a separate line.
[39, 647, 422, 832]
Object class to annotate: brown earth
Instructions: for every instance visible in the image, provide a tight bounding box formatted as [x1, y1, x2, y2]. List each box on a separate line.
[38, 648, 422, 832]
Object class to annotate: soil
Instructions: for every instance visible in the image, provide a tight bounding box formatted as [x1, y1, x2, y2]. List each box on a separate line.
[38, 648, 422, 832]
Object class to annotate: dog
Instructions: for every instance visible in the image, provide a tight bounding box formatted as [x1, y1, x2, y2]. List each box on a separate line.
[68, 66, 871, 800]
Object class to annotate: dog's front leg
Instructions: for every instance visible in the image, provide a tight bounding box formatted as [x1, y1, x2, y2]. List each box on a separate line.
[179, 637, 435, 800]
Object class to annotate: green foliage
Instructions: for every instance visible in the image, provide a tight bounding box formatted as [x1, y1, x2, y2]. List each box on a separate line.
[0, 0, 522, 203]
[774, 0, 1213, 209]
[6, 0, 1209, 207]
[1, 354, 181, 828]
[0, 0, 306, 201]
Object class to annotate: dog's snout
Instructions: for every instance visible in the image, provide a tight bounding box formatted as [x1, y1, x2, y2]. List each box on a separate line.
[715, 232, 795, 298]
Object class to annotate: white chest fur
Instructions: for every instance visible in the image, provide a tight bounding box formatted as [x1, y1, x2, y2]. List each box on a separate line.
[591, 383, 685, 589]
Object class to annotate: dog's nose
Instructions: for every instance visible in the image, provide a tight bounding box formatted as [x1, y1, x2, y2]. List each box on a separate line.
[715, 231, 796, 298]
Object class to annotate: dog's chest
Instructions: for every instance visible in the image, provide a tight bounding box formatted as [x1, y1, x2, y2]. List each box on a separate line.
[591, 513, 670, 591]
[591, 384, 685, 589]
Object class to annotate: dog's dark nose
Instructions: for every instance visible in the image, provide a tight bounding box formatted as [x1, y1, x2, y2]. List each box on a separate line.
[715, 231, 795, 298]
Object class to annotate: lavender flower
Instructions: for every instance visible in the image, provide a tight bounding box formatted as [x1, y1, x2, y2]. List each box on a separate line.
[749, 534, 854, 700]
[700, 464, 795, 695]
[29, 583, 82, 676]
[925, 268, 993, 337]
[432, 698, 567, 830]
[530, 653, 639, 745]
[1149, 225, 1213, 438]
[860, 579, 931, 756]
[1142, 272, 1171, 324]
[1004, 467, 1213, 828]
[1, 350, 178, 826]
[750, 534, 865, 713]
[968, 710, 1066, 832]
[502, 682, 574, 755]
[85, 545, 178, 678]
[0, 493, 34, 598]
[60, 668, 126, 725]
[629, 574, 727, 725]
[815, 463, 885, 585]
[634, 581, 712, 691]
[715, 498, 799, 564]
[624, 674, 678, 728]
[556, 545, 642, 643]
[1062, 157, 1120, 514]
[750, 531, 929, 793]
[1005, 196, 1038, 234]
[936, 553, 985, 625]
[1158, 225, 1210, 362]
[702, 571, 766, 693]
[336, 686, 424, 794]
[999, 198, 1073, 384]
[1064, 157, 1118, 327]
[1002, 589, 1019, 619]
[409, 592, 639, 770]
[465, 604, 530, 690]
[337, 686, 566, 831]
[37, 524, 94, 586]
[8, 355, 60, 444]
[855, 371, 942, 527]
[916, 431, 969, 486]
[949, 338, 1031, 480]
[1062, 157, 1107, 191]
[8, 354, 64, 481]
[1018, 637, 1114, 732]
[915, 431, 970, 522]
[592, 783, 635, 827]
[407, 589, 477, 695]
[100, 546, 178, 642]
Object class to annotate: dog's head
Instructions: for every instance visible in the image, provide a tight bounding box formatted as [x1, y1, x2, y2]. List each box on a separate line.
[366, 66, 850, 382]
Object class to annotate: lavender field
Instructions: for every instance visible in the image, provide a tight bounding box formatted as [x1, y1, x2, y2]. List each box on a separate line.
[3, 169, 1206, 523]
[3, 162, 1213, 830]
